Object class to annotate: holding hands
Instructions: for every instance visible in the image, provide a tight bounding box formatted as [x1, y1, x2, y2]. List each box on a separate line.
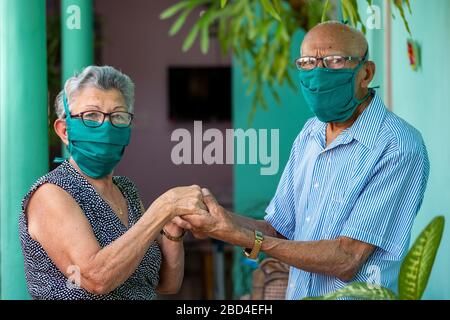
[154, 185, 232, 241]
[169, 188, 234, 240]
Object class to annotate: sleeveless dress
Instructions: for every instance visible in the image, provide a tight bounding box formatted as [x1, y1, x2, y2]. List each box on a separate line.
[18, 160, 162, 300]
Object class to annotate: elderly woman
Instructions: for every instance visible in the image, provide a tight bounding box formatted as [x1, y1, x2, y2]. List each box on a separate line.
[19, 65, 206, 300]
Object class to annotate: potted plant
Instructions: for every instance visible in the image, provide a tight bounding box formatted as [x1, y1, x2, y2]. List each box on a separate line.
[304, 216, 445, 300]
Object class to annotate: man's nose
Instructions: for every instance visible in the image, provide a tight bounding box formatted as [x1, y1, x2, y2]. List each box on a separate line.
[317, 58, 326, 68]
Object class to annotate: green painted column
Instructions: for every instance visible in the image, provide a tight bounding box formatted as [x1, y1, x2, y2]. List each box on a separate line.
[61, 0, 94, 156]
[61, 0, 94, 81]
[0, 0, 49, 299]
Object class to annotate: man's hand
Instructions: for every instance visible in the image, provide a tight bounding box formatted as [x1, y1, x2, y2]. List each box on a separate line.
[175, 188, 235, 239]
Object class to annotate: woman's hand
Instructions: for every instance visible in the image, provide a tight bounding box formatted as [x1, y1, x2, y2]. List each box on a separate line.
[163, 219, 185, 238]
[150, 185, 208, 224]
[177, 188, 234, 239]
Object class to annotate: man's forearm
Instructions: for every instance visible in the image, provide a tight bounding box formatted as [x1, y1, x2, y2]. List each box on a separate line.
[214, 224, 372, 282]
[226, 210, 280, 238]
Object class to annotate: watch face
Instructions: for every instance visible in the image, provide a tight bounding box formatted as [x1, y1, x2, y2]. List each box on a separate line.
[255, 230, 264, 241]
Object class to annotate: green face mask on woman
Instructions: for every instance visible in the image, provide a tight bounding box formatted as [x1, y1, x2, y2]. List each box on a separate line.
[299, 53, 371, 123]
[62, 92, 131, 178]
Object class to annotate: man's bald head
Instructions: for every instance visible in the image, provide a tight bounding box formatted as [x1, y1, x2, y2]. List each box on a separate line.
[301, 21, 368, 58]
[300, 21, 376, 102]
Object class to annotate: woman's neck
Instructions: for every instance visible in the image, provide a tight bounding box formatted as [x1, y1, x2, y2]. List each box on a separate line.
[69, 158, 115, 195]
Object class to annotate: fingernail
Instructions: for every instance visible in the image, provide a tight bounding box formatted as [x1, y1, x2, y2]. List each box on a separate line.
[201, 188, 210, 196]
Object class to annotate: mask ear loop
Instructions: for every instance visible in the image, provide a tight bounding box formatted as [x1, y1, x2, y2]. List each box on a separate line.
[53, 91, 72, 164]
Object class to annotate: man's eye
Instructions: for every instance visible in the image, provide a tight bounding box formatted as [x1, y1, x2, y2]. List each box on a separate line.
[328, 56, 344, 64]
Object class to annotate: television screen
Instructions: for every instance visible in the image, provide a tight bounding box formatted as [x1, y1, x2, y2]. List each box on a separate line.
[168, 66, 231, 121]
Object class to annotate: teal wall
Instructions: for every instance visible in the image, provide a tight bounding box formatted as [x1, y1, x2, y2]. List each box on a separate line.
[362, 0, 450, 299]
[390, 0, 450, 299]
[232, 30, 312, 297]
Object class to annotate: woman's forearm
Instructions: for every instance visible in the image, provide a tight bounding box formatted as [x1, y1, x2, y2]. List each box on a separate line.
[81, 204, 170, 294]
[156, 236, 184, 294]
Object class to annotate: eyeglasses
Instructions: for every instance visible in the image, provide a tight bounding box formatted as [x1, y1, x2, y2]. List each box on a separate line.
[70, 110, 134, 128]
[295, 55, 366, 71]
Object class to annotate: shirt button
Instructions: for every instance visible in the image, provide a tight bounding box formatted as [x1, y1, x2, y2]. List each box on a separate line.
[313, 182, 319, 189]
[306, 216, 311, 223]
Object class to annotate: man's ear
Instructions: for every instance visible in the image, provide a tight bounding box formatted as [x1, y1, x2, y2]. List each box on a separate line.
[54, 118, 69, 146]
[359, 61, 376, 89]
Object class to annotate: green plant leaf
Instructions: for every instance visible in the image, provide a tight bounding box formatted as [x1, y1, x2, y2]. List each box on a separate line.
[404, 0, 412, 13]
[182, 24, 200, 52]
[341, 0, 365, 31]
[160, 1, 190, 19]
[220, 0, 227, 9]
[321, 0, 330, 23]
[169, 9, 192, 36]
[260, 0, 281, 21]
[304, 282, 397, 300]
[398, 216, 445, 300]
[393, 0, 412, 35]
[200, 25, 209, 54]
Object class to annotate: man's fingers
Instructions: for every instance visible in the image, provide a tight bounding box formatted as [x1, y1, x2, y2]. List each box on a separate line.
[201, 188, 218, 210]
[196, 199, 207, 211]
[192, 231, 209, 240]
[180, 213, 208, 228]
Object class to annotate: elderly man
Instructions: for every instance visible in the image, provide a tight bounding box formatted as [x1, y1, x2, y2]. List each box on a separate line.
[177, 21, 430, 299]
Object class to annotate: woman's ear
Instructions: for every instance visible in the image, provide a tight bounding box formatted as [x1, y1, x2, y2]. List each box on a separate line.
[54, 119, 69, 146]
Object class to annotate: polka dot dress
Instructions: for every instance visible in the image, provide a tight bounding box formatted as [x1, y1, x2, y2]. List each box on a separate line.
[19, 160, 162, 300]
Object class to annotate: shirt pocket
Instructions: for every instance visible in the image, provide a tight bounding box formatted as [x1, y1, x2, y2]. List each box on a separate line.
[322, 191, 345, 239]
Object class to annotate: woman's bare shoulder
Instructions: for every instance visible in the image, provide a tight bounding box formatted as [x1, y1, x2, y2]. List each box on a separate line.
[26, 183, 85, 238]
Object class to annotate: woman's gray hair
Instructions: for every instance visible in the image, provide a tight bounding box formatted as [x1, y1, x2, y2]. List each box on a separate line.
[55, 65, 135, 119]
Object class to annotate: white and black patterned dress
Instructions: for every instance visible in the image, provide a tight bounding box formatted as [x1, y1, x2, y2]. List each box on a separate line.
[19, 160, 162, 300]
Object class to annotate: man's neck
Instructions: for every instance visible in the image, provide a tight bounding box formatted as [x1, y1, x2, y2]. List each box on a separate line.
[326, 92, 373, 146]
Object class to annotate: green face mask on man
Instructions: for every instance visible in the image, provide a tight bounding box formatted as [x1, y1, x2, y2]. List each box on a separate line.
[298, 51, 372, 123]
[61, 92, 131, 178]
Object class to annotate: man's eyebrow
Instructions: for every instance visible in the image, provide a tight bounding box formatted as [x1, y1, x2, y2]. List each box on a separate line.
[300, 50, 350, 57]
[113, 105, 127, 111]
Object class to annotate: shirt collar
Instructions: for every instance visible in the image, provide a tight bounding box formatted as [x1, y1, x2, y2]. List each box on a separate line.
[309, 92, 387, 150]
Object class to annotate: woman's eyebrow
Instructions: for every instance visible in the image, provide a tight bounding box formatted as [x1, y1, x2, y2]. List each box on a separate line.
[82, 105, 127, 111]
[83, 104, 100, 110]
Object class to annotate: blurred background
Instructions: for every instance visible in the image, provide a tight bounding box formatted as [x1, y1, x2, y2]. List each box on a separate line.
[1, 0, 449, 300]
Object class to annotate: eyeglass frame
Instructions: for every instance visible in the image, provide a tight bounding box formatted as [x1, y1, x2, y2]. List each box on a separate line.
[68, 110, 134, 128]
[295, 51, 368, 71]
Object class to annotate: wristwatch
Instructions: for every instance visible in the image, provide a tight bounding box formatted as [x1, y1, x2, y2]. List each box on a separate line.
[242, 230, 264, 260]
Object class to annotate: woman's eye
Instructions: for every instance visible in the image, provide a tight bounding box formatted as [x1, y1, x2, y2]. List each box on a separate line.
[84, 112, 101, 120]
[111, 115, 122, 121]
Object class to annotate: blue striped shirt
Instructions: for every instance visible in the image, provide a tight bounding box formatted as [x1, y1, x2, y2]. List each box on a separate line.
[264, 93, 430, 300]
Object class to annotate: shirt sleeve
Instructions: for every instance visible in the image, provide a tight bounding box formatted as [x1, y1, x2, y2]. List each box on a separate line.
[340, 145, 430, 260]
[264, 135, 302, 240]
